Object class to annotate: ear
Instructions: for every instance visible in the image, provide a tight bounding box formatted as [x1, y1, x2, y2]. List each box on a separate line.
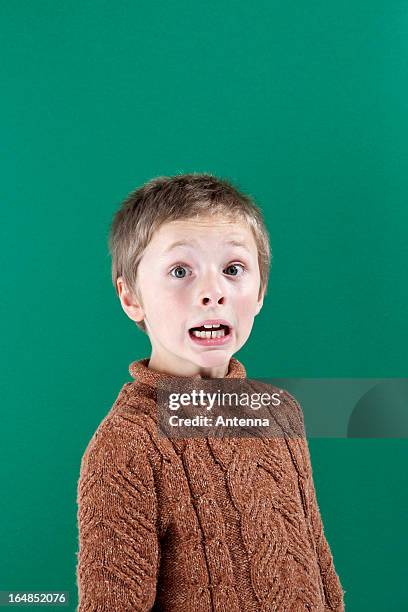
[116, 277, 145, 323]
[255, 288, 265, 316]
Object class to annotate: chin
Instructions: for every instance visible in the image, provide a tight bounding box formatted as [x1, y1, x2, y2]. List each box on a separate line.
[193, 350, 232, 369]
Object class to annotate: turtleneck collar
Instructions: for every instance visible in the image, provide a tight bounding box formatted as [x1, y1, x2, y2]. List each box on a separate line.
[129, 356, 247, 387]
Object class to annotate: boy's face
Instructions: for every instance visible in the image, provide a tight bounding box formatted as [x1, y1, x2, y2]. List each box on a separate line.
[118, 215, 265, 377]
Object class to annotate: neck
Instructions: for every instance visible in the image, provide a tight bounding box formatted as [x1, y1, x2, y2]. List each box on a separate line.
[148, 353, 229, 379]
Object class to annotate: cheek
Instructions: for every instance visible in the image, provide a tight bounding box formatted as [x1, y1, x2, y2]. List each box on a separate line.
[234, 299, 256, 322]
[232, 287, 260, 332]
[233, 281, 259, 309]
[153, 285, 190, 327]
[166, 286, 190, 308]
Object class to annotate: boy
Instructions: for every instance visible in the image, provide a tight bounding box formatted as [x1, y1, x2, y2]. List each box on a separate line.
[76, 173, 345, 611]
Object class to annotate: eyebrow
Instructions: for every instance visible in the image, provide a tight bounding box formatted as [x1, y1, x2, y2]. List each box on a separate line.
[162, 239, 251, 255]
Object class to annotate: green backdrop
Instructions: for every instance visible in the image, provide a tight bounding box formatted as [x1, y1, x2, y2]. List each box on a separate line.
[1, 1, 407, 610]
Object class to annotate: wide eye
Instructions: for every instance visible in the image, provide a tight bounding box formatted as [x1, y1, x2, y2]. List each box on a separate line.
[224, 263, 245, 276]
[170, 265, 189, 278]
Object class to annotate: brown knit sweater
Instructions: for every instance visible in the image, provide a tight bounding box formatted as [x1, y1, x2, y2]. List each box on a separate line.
[76, 357, 345, 611]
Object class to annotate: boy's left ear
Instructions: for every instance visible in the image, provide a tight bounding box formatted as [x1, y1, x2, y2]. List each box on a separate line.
[255, 292, 264, 316]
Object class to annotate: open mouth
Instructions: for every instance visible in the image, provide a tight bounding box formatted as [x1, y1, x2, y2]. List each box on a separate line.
[188, 323, 231, 340]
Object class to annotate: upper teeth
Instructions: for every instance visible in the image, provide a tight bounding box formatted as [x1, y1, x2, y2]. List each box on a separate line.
[203, 324, 221, 328]
[192, 328, 226, 339]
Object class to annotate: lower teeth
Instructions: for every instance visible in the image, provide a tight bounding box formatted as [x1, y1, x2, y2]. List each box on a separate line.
[192, 329, 226, 339]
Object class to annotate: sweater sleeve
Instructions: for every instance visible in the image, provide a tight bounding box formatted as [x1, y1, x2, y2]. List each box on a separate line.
[291, 397, 346, 612]
[76, 419, 160, 611]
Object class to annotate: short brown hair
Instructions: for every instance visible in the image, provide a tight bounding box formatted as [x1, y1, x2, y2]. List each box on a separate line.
[108, 173, 272, 334]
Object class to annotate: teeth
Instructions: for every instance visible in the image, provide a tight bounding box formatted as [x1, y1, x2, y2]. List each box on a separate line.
[203, 324, 221, 329]
[193, 329, 226, 338]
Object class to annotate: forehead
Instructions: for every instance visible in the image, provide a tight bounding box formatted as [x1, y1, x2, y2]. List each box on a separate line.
[152, 216, 257, 254]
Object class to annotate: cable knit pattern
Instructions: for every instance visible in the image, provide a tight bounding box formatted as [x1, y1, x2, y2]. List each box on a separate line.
[76, 357, 345, 611]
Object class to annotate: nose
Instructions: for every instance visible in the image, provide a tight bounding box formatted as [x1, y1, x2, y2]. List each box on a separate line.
[198, 271, 226, 306]
[202, 293, 225, 306]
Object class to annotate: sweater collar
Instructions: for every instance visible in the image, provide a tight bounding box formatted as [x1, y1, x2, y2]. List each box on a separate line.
[129, 356, 247, 387]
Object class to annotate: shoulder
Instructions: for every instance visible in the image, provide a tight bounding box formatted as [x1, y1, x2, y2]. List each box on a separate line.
[78, 381, 177, 478]
[79, 414, 154, 479]
[241, 378, 306, 435]
[79, 385, 156, 472]
[276, 386, 305, 424]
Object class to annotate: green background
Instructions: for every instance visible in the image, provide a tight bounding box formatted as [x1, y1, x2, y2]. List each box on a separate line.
[1, 1, 407, 610]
